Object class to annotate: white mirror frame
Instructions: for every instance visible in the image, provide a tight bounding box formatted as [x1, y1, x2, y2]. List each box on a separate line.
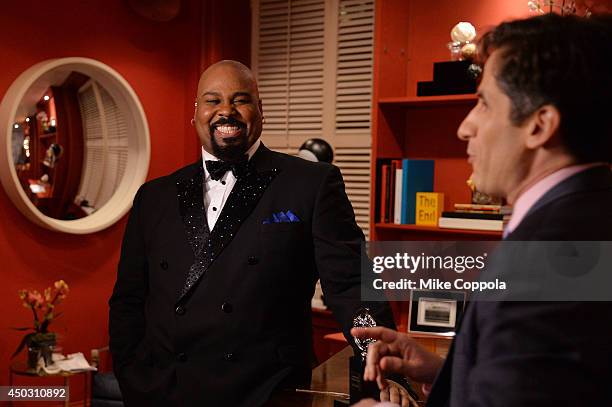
[0, 57, 150, 234]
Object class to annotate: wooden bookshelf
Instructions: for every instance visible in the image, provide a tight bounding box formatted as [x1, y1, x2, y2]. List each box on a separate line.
[369, 0, 528, 242]
[378, 94, 477, 107]
[367, 0, 529, 329]
[369, 0, 503, 242]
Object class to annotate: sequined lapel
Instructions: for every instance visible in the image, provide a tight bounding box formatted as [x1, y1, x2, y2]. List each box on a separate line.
[176, 163, 210, 249]
[176, 163, 212, 298]
[177, 149, 279, 302]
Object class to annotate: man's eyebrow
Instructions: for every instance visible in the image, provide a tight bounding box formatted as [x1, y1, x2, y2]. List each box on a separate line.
[232, 92, 253, 98]
[476, 90, 487, 101]
[200, 91, 220, 98]
[199, 91, 253, 99]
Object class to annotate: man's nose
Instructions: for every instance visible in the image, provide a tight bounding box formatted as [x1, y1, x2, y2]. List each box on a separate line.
[457, 109, 475, 141]
[217, 101, 236, 117]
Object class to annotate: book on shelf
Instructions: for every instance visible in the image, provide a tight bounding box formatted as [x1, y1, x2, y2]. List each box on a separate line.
[375, 159, 390, 223]
[416, 192, 444, 226]
[393, 159, 402, 224]
[401, 159, 434, 224]
[438, 216, 504, 231]
[454, 203, 502, 212]
[441, 211, 504, 221]
[377, 158, 435, 225]
[380, 164, 390, 223]
[437, 201, 511, 232]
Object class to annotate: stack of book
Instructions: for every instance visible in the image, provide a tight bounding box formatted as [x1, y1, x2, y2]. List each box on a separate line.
[379, 159, 434, 224]
[438, 204, 511, 232]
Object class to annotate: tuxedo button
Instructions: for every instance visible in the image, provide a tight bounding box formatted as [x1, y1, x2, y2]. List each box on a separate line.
[177, 353, 188, 362]
[160, 259, 169, 270]
[221, 302, 233, 313]
[175, 305, 186, 315]
[224, 352, 234, 361]
[248, 256, 259, 265]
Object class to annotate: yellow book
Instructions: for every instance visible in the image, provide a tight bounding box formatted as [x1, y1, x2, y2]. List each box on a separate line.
[416, 192, 444, 226]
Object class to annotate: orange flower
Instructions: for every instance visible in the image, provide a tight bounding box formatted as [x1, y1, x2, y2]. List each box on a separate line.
[50, 280, 69, 306]
[54, 280, 69, 292]
[44, 287, 52, 302]
[25, 290, 43, 308]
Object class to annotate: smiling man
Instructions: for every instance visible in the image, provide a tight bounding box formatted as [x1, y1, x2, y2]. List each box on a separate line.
[353, 13, 612, 407]
[108, 60, 395, 406]
[194, 61, 263, 164]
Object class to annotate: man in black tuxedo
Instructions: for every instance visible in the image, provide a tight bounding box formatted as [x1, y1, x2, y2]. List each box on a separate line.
[353, 13, 612, 407]
[109, 60, 395, 406]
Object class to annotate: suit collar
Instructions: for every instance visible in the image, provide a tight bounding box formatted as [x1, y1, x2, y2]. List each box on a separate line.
[524, 165, 611, 218]
[506, 165, 612, 240]
[249, 142, 280, 173]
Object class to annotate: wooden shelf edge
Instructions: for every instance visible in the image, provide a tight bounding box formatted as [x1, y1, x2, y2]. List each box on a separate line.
[374, 223, 502, 237]
[378, 94, 477, 107]
[406, 331, 454, 340]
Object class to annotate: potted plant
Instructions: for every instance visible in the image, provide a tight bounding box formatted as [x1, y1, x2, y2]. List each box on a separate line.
[11, 280, 69, 370]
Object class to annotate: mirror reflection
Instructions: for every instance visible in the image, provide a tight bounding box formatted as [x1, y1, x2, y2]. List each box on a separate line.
[13, 70, 127, 220]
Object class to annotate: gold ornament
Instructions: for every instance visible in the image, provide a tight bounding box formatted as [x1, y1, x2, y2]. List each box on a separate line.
[461, 43, 477, 60]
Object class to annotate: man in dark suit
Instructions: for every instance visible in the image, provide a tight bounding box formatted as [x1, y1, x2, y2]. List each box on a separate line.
[352, 13, 612, 407]
[108, 60, 395, 406]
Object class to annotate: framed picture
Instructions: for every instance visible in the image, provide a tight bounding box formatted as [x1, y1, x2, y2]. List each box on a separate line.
[408, 289, 466, 335]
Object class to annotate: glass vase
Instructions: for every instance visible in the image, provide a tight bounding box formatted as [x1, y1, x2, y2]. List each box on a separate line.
[26, 334, 56, 370]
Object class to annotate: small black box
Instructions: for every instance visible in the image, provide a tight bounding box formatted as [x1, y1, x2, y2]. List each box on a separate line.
[417, 60, 476, 96]
[416, 81, 437, 96]
[433, 60, 473, 85]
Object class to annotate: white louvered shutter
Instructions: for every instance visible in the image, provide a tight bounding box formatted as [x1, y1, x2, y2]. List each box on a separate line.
[256, 0, 290, 143]
[334, 0, 374, 237]
[78, 84, 105, 207]
[252, 0, 375, 238]
[97, 85, 128, 206]
[77, 81, 128, 210]
[287, 0, 325, 139]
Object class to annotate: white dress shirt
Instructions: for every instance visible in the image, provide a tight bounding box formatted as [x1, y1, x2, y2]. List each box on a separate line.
[201, 139, 261, 230]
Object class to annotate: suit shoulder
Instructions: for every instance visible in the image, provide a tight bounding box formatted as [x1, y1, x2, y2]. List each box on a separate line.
[137, 162, 200, 197]
[514, 186, 612, 240]
[267, 149, 337, 177]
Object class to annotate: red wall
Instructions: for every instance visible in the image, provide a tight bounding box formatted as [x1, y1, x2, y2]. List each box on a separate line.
[0, 0, 250, 402]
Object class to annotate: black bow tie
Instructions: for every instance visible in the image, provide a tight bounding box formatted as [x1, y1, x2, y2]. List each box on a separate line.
[205, 156, 250, 181]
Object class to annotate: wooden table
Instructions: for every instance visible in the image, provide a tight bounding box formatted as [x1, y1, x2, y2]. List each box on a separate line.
[267, 346, 352, 406]
[269, 345, 427, 406]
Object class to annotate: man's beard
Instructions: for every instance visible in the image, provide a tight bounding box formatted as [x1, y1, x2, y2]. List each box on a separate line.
[209, 117, 249, 163]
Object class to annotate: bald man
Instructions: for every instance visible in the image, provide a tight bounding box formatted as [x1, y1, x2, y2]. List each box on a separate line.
[109, 60, 395, 406]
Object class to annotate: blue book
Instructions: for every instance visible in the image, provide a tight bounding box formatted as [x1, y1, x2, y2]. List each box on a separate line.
[401, 159, 434, 224]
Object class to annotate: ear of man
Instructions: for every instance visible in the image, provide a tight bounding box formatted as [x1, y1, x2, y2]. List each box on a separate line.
[524, 104, 561, 150]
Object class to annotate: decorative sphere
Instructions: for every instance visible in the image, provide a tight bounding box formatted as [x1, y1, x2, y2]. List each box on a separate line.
[451, 22, 476, 43]
[461, 43, 477, 60]
[298, 138, 334, 163]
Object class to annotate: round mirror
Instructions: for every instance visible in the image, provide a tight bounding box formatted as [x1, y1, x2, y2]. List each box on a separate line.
[0, 57, 150, 234]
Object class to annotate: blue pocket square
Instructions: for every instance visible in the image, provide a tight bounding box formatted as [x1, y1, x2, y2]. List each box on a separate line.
[263, 210, 300, 224]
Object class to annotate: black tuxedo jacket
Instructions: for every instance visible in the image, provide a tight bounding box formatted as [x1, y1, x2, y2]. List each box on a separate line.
[109, 144, 393, 406]
[426, 166, 612, 407]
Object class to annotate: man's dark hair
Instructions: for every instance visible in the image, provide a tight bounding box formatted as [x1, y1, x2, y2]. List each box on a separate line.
[479, 13, 612, 163]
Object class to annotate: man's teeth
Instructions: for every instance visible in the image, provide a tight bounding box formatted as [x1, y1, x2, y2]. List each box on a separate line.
[216, 125, 240, 135]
